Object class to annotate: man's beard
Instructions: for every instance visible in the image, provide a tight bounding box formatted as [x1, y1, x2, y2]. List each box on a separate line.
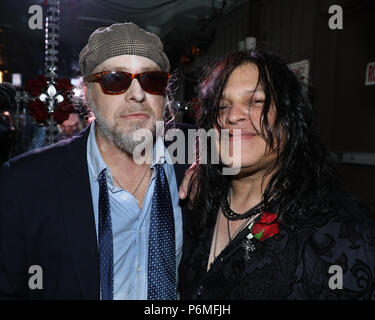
[89, 99, 158, 156]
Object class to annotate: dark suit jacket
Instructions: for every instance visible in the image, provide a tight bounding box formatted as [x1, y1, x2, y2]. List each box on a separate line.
[0, 124, 190, 299]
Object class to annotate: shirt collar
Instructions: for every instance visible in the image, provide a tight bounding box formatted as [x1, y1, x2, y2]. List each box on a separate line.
[152, 134, 166, 168]
[87, 121, 108, 182]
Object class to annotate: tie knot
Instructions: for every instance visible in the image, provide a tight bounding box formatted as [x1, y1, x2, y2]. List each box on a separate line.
[98, 169, 107, 182]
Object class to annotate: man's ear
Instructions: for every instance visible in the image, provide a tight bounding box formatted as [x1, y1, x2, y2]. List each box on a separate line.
[83, 83, 88, 102]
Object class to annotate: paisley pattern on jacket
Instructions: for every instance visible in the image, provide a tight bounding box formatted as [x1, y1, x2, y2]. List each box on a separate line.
[179, 204, 375, 300]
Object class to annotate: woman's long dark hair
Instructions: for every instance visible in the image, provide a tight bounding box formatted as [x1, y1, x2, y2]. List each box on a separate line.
[188, 49, 367, 234]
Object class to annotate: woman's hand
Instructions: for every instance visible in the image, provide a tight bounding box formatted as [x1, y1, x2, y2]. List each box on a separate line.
[179, 164, 198, 201]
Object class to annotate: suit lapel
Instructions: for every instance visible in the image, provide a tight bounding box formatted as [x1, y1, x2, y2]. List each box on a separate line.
[59, 124, 100, 299]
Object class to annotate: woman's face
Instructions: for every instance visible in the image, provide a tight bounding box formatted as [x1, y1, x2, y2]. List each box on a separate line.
[216, 62, 278, 176]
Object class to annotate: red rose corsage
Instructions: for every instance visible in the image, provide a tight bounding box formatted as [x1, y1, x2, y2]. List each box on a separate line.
[242, 212, 280, 261]
[249, 212, 280, 241]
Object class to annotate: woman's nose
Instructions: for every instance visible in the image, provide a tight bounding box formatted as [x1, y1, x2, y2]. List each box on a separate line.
[227, 105, 247, 124]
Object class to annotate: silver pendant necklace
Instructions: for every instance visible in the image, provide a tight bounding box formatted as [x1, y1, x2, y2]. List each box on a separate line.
[225, 191, 259, 262]
[113, 165, 150, 205]
[242, 237, 256, 261]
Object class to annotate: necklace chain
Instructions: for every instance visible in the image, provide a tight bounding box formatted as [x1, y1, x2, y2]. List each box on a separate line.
[113, 165, 150, 196]
[211, 189, 273, 265]
[226, 214, 252, 242]
[212, 209, 254, 263]
[221, 192, 264, 221]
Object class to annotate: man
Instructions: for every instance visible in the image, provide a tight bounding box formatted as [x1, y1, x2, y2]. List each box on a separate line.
[56, 112, 83, 141]
[0, 22, 188, 300]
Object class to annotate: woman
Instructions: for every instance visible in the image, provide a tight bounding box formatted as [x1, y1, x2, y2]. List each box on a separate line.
[178, 50, 375, 299]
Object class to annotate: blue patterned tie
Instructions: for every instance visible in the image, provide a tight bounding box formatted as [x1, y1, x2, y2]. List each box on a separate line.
[98, 170, 114, 300]
[147, 164, 177, 300]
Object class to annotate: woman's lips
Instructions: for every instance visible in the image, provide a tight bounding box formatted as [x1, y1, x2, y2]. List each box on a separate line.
[227, 130, 256, 140]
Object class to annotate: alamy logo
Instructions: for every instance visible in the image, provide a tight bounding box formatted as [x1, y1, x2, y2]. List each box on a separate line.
[328, 265, 343, 290]
[328, 5, 343, 30]
[132, 121, 243, 175]
[28, 5, 43, 30]
[28, 265, 43, 290]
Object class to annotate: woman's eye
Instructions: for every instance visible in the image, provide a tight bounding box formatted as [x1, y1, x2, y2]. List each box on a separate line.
[251, 99, 264, 106]
[219, 105, 228, 111]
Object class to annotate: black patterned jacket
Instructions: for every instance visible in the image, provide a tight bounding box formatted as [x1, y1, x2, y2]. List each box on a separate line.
[179, 197, 375, 300]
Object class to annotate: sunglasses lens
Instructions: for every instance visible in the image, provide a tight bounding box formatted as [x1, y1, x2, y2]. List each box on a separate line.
[94, 71, 169, 95]
[101, 72, 131, 93]
[140, 72, 169, 95]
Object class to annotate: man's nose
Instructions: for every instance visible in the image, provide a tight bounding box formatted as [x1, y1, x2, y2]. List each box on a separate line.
[124, 78, 146, 102]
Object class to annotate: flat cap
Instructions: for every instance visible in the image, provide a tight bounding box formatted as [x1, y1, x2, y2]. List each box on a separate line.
[79, 22, 170, 76]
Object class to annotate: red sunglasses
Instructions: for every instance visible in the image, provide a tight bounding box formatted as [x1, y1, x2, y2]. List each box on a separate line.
[84, 70, 170, 95]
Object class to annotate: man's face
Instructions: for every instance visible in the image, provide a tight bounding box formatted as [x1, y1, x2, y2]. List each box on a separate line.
[58, 113, 81, 137]
[86, 54, 165, 155]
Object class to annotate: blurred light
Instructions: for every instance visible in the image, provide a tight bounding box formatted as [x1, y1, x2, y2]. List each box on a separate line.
[245, 37, 256, 50]
[12, 73, 22, 87]
[47, 84, 57, 97]
[70, 78, 80, 86]
[55, 94, 64, 103]
[39, 93, 48, 102]
[238, 40, 245, 50]
[0, 71, 3, 83]
[73, 88, 82, 97]
[192, 45, 201, 56]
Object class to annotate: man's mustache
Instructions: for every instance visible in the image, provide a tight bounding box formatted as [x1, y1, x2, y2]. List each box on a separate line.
[119, 104, 155, 118]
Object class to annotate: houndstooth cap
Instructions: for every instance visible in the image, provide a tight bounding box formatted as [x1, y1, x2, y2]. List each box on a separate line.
[79, 22, 170, 76]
